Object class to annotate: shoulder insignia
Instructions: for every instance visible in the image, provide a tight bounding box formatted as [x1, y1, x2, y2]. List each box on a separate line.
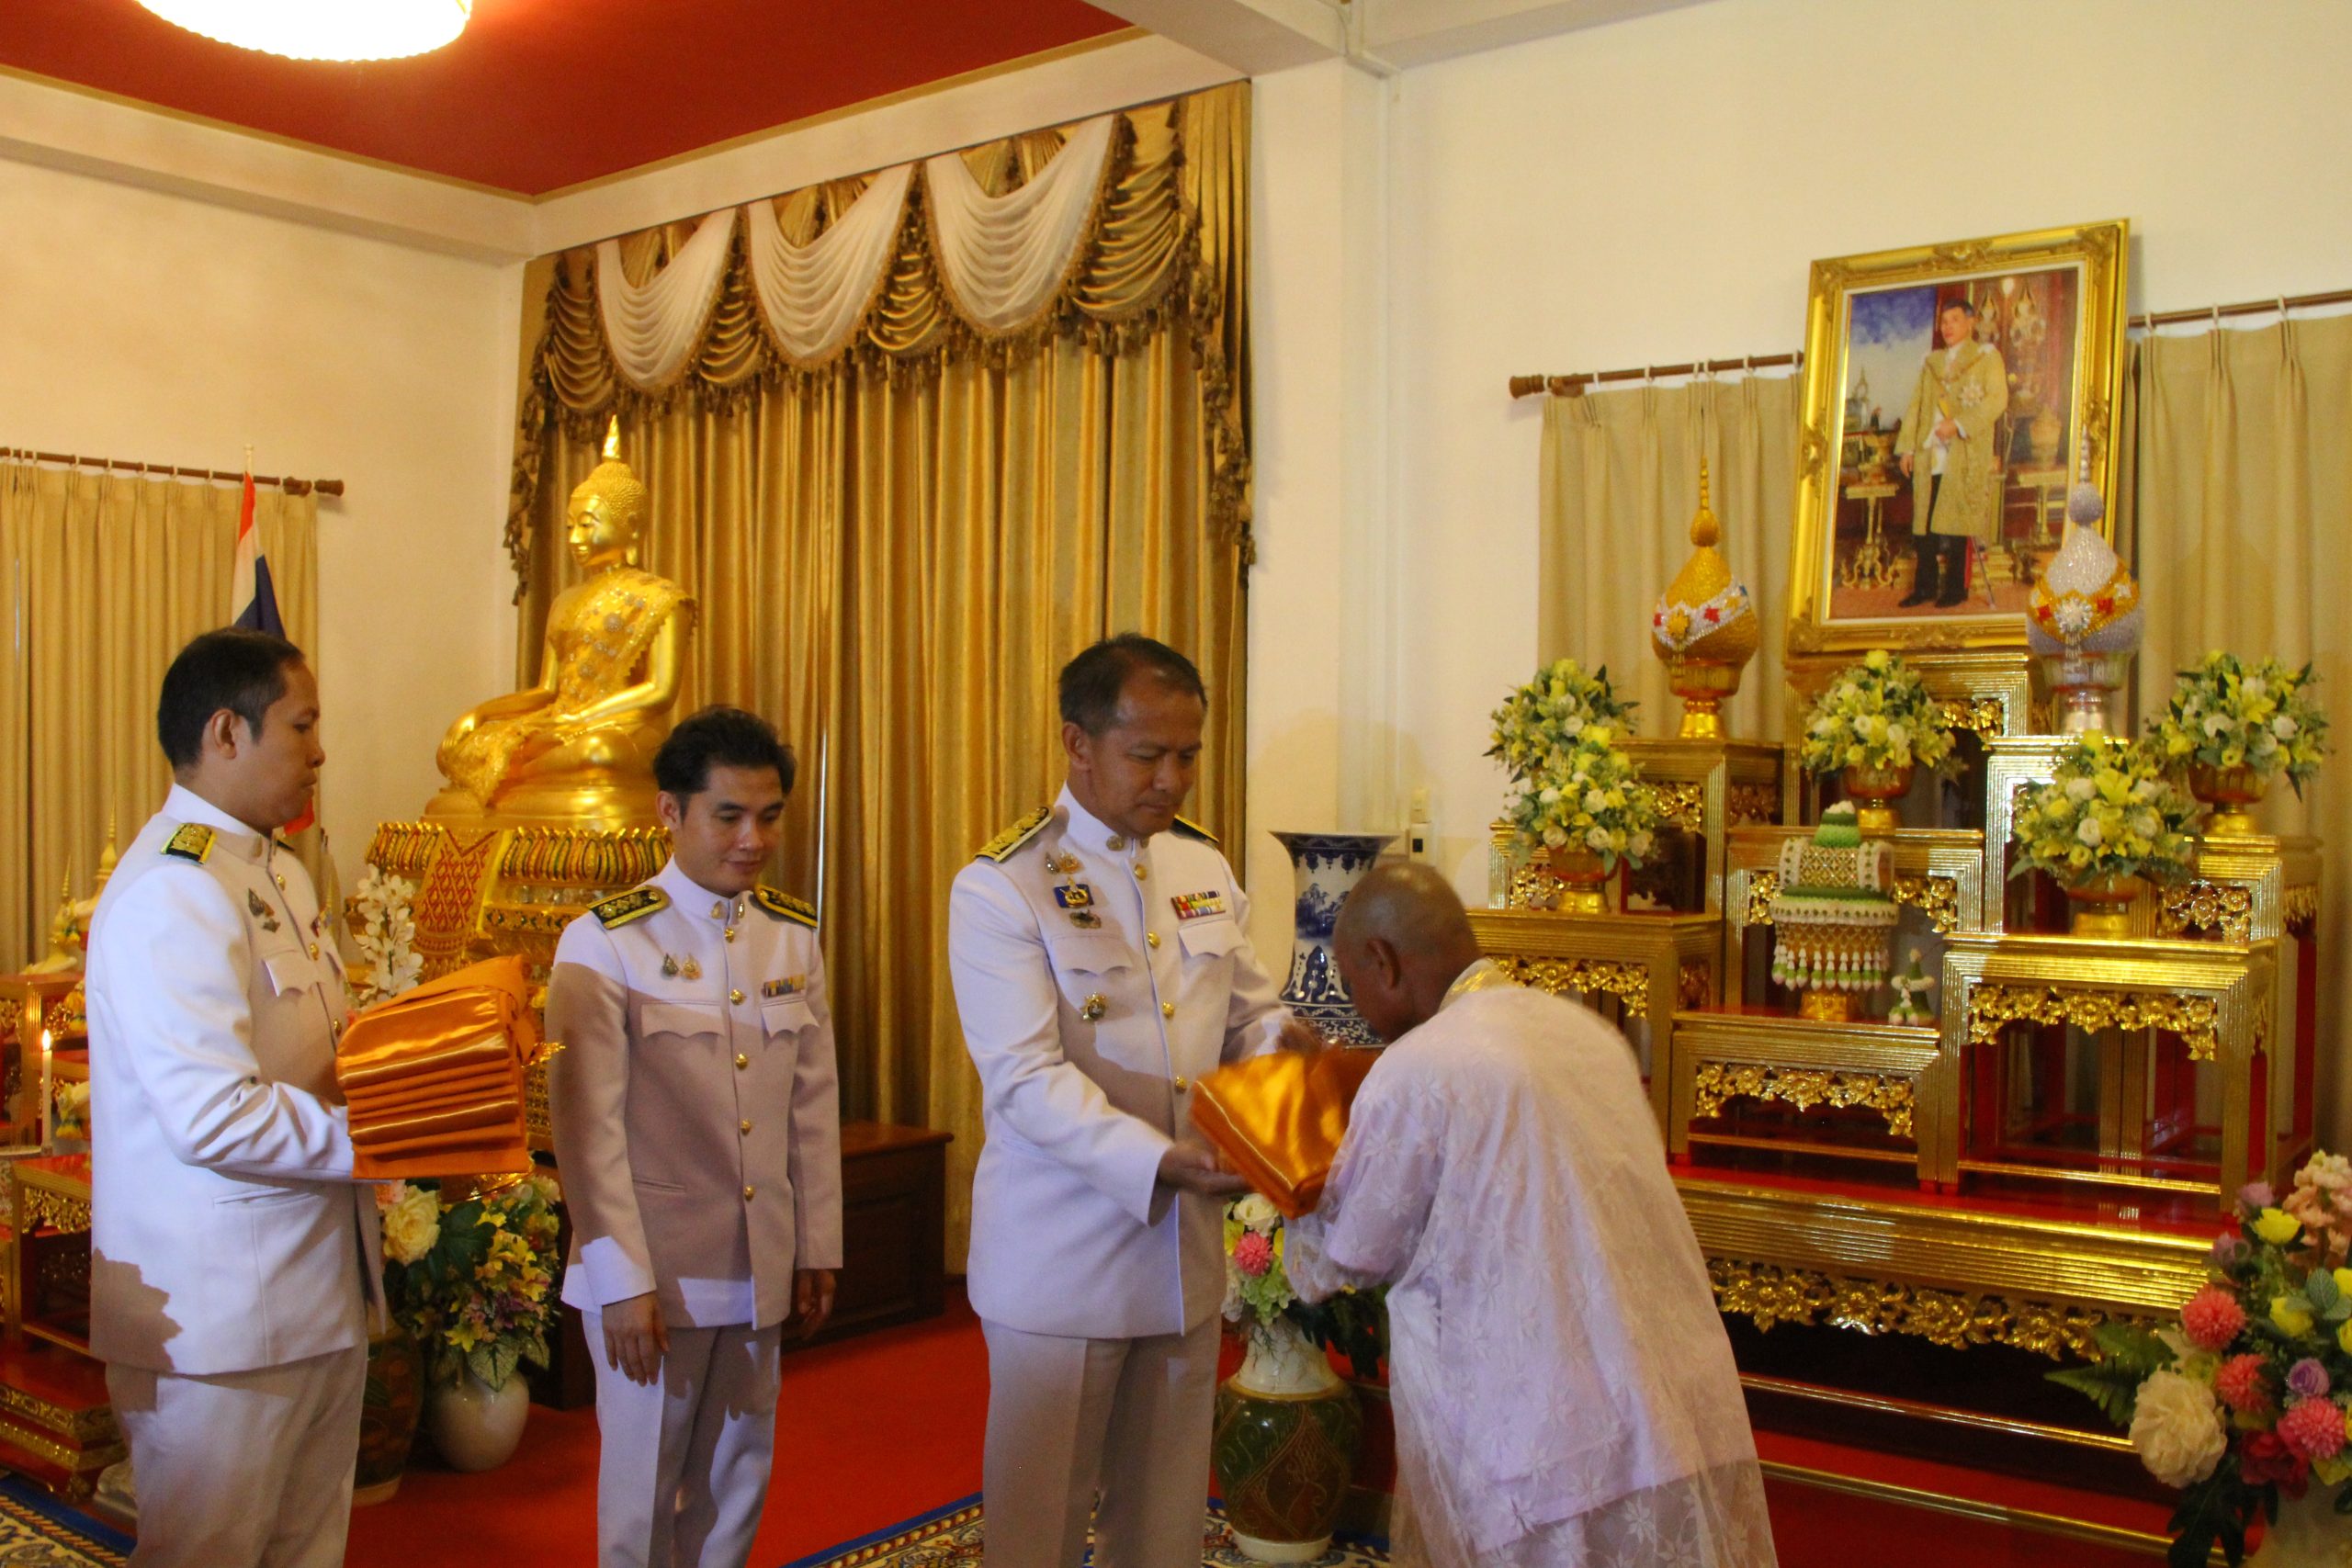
[590, 886, 667, 929]
[752, 886, 819, 928]
[162, 823, 214, 864]
[1170, 815, 1218, 846]
[975, 806, 1053, 863]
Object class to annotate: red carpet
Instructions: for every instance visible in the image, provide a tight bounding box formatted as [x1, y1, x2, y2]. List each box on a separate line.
[341, 1288, 2170, 1566]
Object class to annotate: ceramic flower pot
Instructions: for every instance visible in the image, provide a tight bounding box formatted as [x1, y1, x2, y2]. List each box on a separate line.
[353, 1327, 424, 1504]
[1839, 763, 1914, 838]
[2188, 762, 2267, 837]
[2064, 871, 2143, 941]
[424, 1368, 530, 1472]
[2245, 1478, 2352, 1567]
[1212, 1319, 1362, 1564]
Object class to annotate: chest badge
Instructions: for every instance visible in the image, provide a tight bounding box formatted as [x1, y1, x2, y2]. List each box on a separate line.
[1079, 993, 1108, 1022]
[661, 954, 703, 981]
[761, 976, 804, 998]
[247, 888, 282, 933]
[1053, 883, 1095, 910]
[1069, 908, 1102, 929]
[1170, 891, 1227, 922]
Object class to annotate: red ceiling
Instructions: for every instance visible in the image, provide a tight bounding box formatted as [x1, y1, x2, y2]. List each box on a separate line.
[0, 0, 1132, 196]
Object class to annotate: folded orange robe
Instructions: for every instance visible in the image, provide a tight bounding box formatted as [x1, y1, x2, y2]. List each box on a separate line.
[1188, 1047, 1381, 1218]
[334, 956, 547, 1180]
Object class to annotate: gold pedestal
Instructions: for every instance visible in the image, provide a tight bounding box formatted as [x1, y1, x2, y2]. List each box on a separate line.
[1800, 989, 1857, 1022]
[1667, 659, 1745, 740]
[2188, 763, 2266, 837]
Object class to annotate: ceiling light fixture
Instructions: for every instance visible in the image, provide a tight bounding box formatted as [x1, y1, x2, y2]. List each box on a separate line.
[135, 0, 473, 62]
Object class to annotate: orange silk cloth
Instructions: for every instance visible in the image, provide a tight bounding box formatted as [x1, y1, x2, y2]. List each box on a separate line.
[334, 955, 545, 1180]
[1189, 1048, 1381, 1219]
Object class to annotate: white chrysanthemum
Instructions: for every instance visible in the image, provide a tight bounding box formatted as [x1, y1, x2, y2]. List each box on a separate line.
[2130, 1370, 2227, 1488]
[1233, 1194, 1281, 1233]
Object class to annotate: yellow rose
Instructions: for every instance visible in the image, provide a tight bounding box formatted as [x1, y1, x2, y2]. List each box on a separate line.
[2254, 1207, 2302, 1246]
[381, 1185, 442, 1266]
[2336, 1268, 2352, 1298]
[2272, 1295, 2315, 1337]
[1865, 649, 1891, 671]
[2340, 1319, 2352, 1356]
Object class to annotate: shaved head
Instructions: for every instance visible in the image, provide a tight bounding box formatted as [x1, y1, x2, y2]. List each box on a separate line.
[1334, 863, 1486, 1042]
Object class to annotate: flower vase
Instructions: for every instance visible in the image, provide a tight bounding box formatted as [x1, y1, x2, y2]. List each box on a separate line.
[2246, 1482, 2352, 1567]
[424, 1370, 529, 1472]
[1272, 832, 1396, 1046]
[2064, 872, 2143, 941]
[1213, 1318, 1363, 1563]
[1533, 845, 1611, 916]
[353, 1327, 424, 1505]
[2188, 762, 2268, 837]
[1839, 763, 1915, 838]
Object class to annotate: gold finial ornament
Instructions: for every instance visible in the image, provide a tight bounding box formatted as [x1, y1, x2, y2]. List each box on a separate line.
[1651, 461, 1760, 738]
[602, 414, 621, 461]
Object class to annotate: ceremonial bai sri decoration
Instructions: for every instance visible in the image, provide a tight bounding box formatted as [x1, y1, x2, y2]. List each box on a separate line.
[1651, 462, 1760, 739]
[2148, 651, 2332, 837]
[2008, 734, 2199, 939]
[1768, 803, 1899, 1021]
[1797, 650, 1957, 836]
[1487, 660, 1658, 914]
[2026, 471, 2143, 734]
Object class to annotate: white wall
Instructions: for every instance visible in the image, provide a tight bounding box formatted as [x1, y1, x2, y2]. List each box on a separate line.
[0, 156, 521, 864]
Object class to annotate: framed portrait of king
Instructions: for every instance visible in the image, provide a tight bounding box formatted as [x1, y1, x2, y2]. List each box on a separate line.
[1783, 220, 2128, 655]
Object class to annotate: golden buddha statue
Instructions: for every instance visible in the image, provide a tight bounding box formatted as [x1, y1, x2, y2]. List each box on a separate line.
[429, 422, 695, 830]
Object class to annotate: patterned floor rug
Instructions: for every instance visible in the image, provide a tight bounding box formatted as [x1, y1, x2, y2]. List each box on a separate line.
[0, 1476, 131, 1566]
[783, 1495, 1389, 1568]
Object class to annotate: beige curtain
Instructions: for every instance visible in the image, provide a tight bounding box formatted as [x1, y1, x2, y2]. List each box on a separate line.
[513, 85, 1250, 1265]
[0, 464, 317, 965]
[1538, 375, 1800, 739]
[2125, 314, 2352, 1147]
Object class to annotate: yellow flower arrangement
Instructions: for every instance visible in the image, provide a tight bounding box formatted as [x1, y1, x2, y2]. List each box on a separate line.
[2149, 651, 2330, 793]
[379, 1172, 563, 1393]
[1797, 649, 1957, 776]
[2009, 735, 2199, 888]
[1487, 659, 1659, 872]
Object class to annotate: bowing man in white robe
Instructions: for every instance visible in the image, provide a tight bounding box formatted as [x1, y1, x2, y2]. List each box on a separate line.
[1287, 864, 1776, 1568]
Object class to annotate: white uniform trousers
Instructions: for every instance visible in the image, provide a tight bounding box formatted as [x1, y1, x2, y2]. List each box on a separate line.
[979, 1314, 1220, 1568]
[582, 1307, 783, 1568]
[106, 1345, 366, 1568]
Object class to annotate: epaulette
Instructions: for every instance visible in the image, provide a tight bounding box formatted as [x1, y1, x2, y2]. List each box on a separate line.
[162, 823, 215, 864]
[976, 806, 1052, 863]
[590, 886, 667, 929]
[1170, 815, 1218, 845]
[752, 886, 819, 928]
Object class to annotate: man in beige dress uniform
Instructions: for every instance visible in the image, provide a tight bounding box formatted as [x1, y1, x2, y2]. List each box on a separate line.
[548, 706, 842, 1568]
[89, 628, 383, 1568]
[949, 635, 1317, 1568]
[1897, 297, 2008, 608]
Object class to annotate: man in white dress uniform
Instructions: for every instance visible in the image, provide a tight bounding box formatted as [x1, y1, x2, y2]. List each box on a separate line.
[88, 628, 383, 1568]
[948, 635, 1317, 1568]
[1289, 863, 1776, 1568]
[548, 706, 842, 1568]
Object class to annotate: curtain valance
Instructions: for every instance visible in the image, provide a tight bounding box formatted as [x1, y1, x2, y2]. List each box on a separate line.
[506, 85, 1250, 592]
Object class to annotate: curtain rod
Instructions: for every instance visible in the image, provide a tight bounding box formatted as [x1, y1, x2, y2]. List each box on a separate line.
[3, 448, 344, 498]
[1509, 285, 2352, 400]
[1507, 352, 1804, 400]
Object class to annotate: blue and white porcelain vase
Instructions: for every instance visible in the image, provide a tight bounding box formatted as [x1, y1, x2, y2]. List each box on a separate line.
[1272, 831, 1396, 1046]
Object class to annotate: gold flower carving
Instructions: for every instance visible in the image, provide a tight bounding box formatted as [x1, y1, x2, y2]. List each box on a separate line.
[1679, 960, 1713, 1011]
[1744, 872, 1780, 928]
[1648, 784, 1705, 831]
[1706, 1258, 2112, 1359]
[1692, 1062, 1915, 1138]
[2157, 880, 2255, 943]
[17, 1185, 90, 1235]
[1489, 955, 1648, 1012]
[1891, 874, 1961, 935]
[1727, 784, 1781, 826]
[1966, 984, 2221, 1062]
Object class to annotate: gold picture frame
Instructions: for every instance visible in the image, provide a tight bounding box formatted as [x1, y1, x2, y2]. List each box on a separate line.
[1784, 220, 2128, 655]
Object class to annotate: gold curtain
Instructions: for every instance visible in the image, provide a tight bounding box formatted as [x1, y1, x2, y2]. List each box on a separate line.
[0, 464, 317, 964]
[2124, 314, 2352, 1146]
[1538, 376, 1800, 739]
[511, 85, 1250, 1263]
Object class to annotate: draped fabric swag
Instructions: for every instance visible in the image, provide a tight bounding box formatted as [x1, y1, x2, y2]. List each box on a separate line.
[0, 464, 318, 966]
[508, 85, 1251, 1264]
[1539, 310, 2352, 1143]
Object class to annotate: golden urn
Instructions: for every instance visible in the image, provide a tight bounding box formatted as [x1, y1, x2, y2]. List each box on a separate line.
[1650, 462, 1760, 739]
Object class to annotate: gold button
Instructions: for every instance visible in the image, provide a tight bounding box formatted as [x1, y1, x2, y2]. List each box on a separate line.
[1173, 1075, 1188, 1090]
[710, 901, 726, 919]
[307, 943, 320, 960]
[1133, 863, 1149, 881]
[735, 1053, 749, 1069]
[274, 874, 287, 889]
[1160, 1001, 1175, 1018]
[743, 1186, 755, 1201]
[1107, 835, 1125, 851]
[725, 928, 738, 943]
[730, 988, 745, 1004]
[1146, 931, 1160, 948]
[740, 1120, 752, 1134]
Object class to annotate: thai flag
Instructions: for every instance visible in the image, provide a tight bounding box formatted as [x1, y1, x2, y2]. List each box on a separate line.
[230, 470, 284, 637]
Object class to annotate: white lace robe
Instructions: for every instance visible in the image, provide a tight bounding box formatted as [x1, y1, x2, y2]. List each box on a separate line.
[1288, 976, 1776, 1568]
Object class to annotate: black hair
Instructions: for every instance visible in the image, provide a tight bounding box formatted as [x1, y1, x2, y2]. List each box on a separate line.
[156, 628, 306, 769]
[653, 705, 797, 800]
[1940, 297, 1980, 317]
[1057, 634, 1208, 736]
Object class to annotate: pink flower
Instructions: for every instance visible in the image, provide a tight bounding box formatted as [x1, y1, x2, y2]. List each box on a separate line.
[2181, 1286, 2248, 1352]
[2214, 1354, 2273, 1416]
[1234, 1232, 1272, 1278]
[2277, 1397, 2347, 1463]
